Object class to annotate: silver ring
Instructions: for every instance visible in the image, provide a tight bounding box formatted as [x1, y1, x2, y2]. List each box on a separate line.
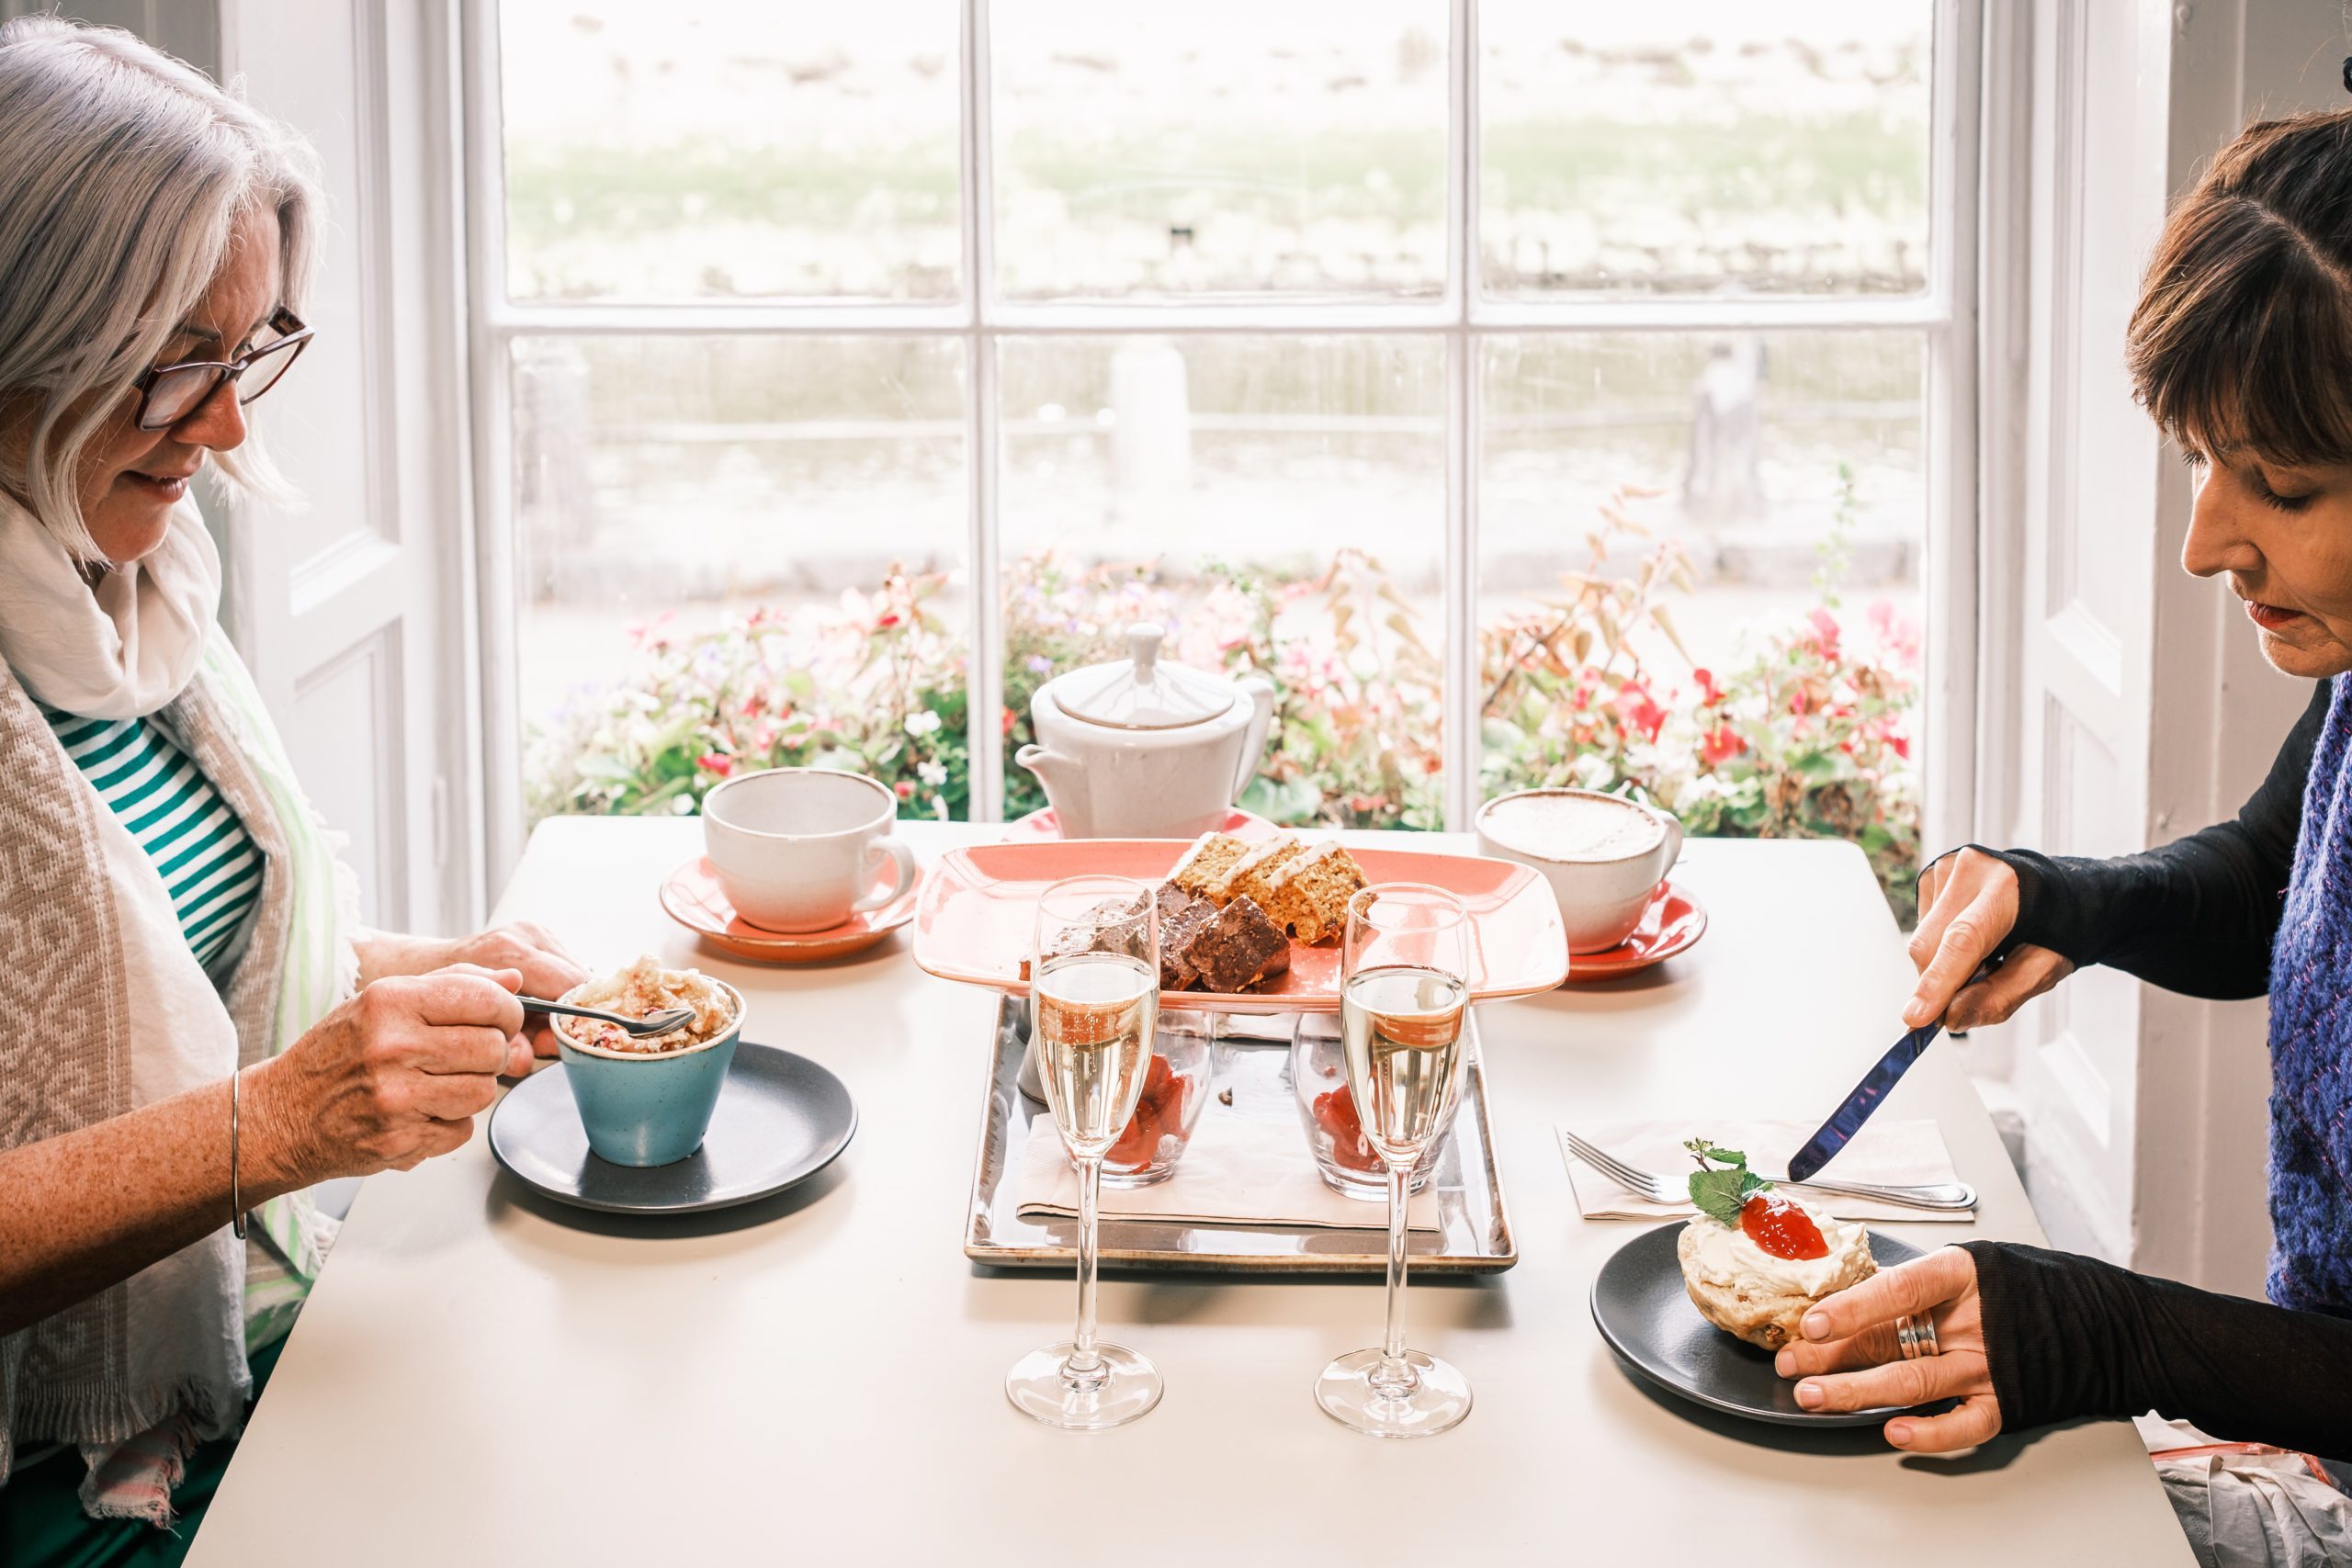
[1895, 1312, 1939, 1360]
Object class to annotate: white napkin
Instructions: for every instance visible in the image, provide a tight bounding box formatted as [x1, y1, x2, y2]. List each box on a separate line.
[1015, 1098, 1440, 1233]
[1561, 1118, 1975, 1224]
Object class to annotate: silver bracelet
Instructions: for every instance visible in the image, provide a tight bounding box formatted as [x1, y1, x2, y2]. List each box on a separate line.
[231, 1067, 246, 1241]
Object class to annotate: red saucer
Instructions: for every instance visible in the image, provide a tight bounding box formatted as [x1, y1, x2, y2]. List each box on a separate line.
[1001, 806, 1280, 841]
[660, 856, 921, 963]
[1565, 883, 1707, 979]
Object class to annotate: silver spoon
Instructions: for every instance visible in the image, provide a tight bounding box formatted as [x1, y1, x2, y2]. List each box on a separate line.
[519, 997, 695, 1038]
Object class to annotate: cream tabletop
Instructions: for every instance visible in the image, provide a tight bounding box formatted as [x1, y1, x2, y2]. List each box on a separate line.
[187, 818, 2188, 1566]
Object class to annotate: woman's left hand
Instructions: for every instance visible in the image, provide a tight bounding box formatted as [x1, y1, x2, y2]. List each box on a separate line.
[1774, 1245, 2004, 1452]
[356, 922, 589, 1058]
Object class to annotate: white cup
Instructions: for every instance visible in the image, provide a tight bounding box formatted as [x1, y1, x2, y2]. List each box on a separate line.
[1475, 788, 1684, 954]
[703, 768, 918, 933]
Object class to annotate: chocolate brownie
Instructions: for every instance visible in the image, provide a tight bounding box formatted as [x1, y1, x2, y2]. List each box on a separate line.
[1184, 894, 1292, 993]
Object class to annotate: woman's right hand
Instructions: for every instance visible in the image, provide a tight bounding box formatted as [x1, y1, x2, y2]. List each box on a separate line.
[1904, 848, 2073, 1032]
[247, 964, 530, 1185]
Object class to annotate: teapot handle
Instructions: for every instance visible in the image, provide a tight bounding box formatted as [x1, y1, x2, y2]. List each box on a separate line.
[1234, 674, 1277, 802]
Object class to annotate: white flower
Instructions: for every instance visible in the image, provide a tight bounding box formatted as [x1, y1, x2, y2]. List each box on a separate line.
[918, 761, 946, 787]
[904, 710, 942, 738]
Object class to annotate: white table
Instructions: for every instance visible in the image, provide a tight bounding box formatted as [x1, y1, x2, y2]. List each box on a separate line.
[189, 819, 2188, 1565]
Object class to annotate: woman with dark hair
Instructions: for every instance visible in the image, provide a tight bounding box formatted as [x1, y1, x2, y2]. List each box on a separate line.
[1785, 108, 2352, 1468]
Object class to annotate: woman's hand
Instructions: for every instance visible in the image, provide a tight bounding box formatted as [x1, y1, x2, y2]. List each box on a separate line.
[1905, 849, 2073, 1031]
[246, 964, 530, 1185]
[1775, 1246, 2003, 1452]
[356, 921, 588, 1057]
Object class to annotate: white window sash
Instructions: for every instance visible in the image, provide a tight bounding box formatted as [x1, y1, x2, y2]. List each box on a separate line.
[462, 0, 1982, 874]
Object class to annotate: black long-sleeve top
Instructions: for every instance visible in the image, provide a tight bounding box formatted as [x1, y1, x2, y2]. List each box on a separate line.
[1953, 681, 2352, 1461]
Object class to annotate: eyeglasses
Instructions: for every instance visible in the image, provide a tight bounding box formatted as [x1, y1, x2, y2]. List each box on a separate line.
[130, 307, 313, 433]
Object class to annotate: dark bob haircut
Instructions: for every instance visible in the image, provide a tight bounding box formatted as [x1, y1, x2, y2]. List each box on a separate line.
[2128, 107, 2352, 468]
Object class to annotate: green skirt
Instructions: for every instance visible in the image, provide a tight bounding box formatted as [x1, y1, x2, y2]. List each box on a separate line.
[0, 1337, 284, 1568]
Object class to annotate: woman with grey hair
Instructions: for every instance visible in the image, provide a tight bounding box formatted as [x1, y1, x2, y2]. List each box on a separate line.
[0, 19, 586, 1562]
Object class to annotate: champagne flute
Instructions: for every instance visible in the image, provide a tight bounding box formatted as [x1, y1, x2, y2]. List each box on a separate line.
[1006, 874, 1163, 1429]
[1314, 882, 1472, 1438]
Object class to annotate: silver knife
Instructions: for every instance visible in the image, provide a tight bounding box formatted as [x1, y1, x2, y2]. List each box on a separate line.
[1784, 1021, 1943, 1184]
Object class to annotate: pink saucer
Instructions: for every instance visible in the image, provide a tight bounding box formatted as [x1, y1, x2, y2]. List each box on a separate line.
[1564, 883, 1707, 979]
[661, 856, 921, 963]
[1001, 806, 1280, 841]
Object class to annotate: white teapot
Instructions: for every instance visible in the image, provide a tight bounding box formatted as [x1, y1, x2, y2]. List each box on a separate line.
[1015, 625, 1277, 840]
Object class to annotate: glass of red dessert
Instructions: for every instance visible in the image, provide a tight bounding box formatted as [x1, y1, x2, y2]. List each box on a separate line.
[1101, 1011, 1214, 1186]
[1289, 1012, 1448, 1199]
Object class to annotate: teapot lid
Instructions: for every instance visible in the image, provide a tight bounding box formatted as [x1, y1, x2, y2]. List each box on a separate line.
[1052, 625, 1238, 731]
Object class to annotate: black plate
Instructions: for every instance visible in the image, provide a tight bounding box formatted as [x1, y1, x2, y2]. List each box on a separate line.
[1590, 1221, 1930, 1427]
[490, 1042, 856, 1215]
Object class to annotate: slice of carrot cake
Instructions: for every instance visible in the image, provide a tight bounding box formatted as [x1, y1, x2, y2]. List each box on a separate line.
[1209, 833, 1307, 908]
[1258, 840, 1367, 944]
[1168, 831, 1253, 903]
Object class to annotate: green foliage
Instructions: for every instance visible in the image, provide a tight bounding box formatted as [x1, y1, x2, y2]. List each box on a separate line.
[1480, 481, 1922, 923]
[526, 483, 1922, 927]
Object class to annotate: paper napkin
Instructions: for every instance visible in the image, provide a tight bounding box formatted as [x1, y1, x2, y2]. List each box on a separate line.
[1561, 1117, 1975, 1224]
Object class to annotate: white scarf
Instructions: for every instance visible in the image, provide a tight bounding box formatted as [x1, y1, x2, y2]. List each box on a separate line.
[0, 491, 220, 719]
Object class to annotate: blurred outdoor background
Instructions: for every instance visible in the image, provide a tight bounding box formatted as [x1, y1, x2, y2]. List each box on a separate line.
[503, 1, 1934, 913]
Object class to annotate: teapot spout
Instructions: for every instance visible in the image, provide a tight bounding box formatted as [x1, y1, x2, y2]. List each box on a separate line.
[1015, 742, 1078, 800]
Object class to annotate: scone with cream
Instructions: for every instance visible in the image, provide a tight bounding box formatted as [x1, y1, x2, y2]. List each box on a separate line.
[1675, 1141, 1876, 1351]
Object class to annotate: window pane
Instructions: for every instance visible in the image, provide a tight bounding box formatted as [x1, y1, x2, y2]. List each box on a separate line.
[514, 335, 971, 822]
[1479, 332, 1925, 914]
[1478, 2, 1932, 298]
[991, 2, 1449, 299]
[498, 2, 962, 302]
[1000, 335, 1446, 828]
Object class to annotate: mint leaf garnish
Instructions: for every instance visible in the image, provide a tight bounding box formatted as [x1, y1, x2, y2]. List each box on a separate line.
[1683, 1138, 1775, 1225]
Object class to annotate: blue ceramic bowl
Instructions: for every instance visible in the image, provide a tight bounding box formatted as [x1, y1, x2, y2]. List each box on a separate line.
[552, 979, 744, 1168]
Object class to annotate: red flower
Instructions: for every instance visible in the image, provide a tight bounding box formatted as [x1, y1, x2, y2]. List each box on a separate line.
[1692, 667, 1725, 706]
[895, 780, 914, 800]
[1888, 734, 1911, 760]
[876, 613, 901, 630]
[1001, 705, 1017, 737]
[1700, 723, 1746, 766]
[1614, 682, 1667, 743]
[1790, 687, 1810, 716]
[696, 752, 734, 777]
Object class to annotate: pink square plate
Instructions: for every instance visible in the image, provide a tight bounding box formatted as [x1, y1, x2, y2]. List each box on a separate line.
[911, 838, 1569, 1014]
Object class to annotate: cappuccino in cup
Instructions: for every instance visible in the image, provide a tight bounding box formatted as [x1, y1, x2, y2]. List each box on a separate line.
[1475, 789, 1681, 954]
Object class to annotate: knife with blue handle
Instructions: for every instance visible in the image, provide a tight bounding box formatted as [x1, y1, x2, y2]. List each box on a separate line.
[1783, 1021, 1943, 1184]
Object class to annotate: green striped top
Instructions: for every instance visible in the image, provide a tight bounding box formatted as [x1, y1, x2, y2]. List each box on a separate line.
[40, 702, 264, 977]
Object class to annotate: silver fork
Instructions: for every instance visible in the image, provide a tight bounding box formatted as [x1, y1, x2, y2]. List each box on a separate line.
[1564, 1131, 1977, 1213]
[519, 997, 695, 1038]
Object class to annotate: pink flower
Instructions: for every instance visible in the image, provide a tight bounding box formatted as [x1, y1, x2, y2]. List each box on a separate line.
[895, 780, 914, 800]
[1806, 606, 1841, 657]
[1692, 667, 1725, 706]
[1701, 723, 1746, 766]
[697, 752, 733, 777]
[1866, 599, 1923, 666]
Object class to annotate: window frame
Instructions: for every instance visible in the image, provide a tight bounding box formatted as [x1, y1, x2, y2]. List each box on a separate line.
[461, 0, 1983, 881]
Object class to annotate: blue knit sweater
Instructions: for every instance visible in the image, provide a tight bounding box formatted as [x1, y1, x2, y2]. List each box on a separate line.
[2269, 672, 2352, 1315]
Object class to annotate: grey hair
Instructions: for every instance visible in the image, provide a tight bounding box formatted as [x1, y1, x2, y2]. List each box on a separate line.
[0, 16, 322, 558]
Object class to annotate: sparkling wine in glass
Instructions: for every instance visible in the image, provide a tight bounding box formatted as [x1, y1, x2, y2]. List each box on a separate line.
[1315, 882, 1473, 1438]
[1006, 874, 1163, 1430]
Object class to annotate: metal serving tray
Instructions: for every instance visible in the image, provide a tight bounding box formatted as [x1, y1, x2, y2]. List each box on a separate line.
[964, 995, 1517, 1275]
